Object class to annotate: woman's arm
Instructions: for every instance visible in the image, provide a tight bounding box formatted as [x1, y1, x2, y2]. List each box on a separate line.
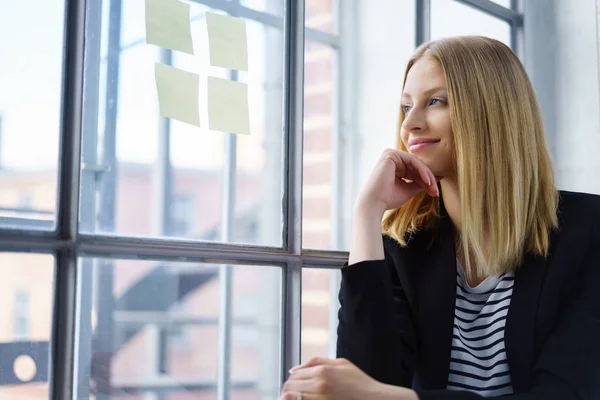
[337, 205, 418, 387]
[348, 201, 386, 264]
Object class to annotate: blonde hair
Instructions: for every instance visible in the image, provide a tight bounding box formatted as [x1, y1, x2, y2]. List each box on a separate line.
[382, 36, 559, 278]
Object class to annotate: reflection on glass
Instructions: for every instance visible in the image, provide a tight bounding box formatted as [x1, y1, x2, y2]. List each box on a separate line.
[302, 41, 337, 250]
[76, 258, 282, 399]
[0, 0, 64, 229]
[301, 268, 340, 364]
[0, 253, 54, 399]
[431, 0, 511, 46]
[81, 1, 285, 247]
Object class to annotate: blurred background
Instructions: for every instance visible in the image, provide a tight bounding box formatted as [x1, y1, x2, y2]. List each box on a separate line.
[0, 0, 599, 398]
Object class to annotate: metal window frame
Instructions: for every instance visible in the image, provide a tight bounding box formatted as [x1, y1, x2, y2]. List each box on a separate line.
[416, 0, 522, 48]
[455, 0, 522, 23]
[0, 0, 524, 398]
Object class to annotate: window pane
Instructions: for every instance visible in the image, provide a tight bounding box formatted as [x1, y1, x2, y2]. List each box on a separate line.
[431, 0, 511, 47]
[303, 41, 336, 250]
[76, 258, 282, 399]
[0, 0, 64, 230]
[0, 253, 54, 399]
[301, 268, 340, 363]
[306, 0, 337, 33]
[81, 1, 285, 247]
[240, 0, 283, 16]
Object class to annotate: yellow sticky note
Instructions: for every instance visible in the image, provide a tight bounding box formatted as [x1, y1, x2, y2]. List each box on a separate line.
[207, 76, 250, 135]
[155, 63, 200, 127]
[206, 12, 249, 71]
[145, 0, 194, 54]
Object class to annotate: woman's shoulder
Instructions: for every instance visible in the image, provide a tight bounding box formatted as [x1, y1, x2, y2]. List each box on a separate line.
[557, 190, 600, 230]
[382, 228, 434, 258]
[559, 190, 600, 210]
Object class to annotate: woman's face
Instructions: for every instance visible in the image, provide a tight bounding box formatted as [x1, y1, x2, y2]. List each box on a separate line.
[400, 57, 455, 179]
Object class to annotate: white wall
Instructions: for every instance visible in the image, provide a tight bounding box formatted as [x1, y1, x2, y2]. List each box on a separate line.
[524, 0, 600, 195]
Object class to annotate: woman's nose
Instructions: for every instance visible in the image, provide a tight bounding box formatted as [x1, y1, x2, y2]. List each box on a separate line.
[402, 108, 426, 132]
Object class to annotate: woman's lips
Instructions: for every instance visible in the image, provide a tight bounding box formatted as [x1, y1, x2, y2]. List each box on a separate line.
[409, 140, 440, 152]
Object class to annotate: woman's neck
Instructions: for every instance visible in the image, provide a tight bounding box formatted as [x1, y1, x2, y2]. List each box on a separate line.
[440, 178, 461, 230]
[441, 178, 490, 286]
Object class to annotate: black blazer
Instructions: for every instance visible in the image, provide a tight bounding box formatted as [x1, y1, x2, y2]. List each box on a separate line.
[337, 190, 600, 399]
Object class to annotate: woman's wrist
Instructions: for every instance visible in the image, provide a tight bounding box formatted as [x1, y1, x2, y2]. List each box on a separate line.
[349, 202, 386, 264]
[353, 196, 386, 220]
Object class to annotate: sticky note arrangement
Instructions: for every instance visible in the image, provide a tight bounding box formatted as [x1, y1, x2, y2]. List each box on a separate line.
[144, 0, 251, 135]
[155, 63, 200, 127]
[205, 12, 251, 136]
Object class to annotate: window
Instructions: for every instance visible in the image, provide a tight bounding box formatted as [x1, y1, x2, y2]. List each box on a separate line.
[0, 253, 54, 397]
[13, 291, 29, 341]
[81, 258, 281, 397]
[431, 0, 512, 46]
[0, 0, 64, 230]
[0, 0, 523, 398]
[169, 193, 195, 236]
[80, 1, 285, 247]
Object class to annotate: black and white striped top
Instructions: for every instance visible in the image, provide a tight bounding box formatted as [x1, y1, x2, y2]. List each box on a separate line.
[447, 260, 515, 397]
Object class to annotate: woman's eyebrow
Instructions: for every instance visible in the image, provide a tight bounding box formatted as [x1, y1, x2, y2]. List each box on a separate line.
[401, 86, 448, 100]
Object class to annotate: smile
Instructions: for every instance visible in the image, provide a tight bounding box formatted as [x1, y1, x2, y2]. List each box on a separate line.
[409, 139, 440, 152]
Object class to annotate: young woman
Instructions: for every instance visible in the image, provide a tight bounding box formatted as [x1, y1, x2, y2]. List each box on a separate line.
[280, 36, 600, 399]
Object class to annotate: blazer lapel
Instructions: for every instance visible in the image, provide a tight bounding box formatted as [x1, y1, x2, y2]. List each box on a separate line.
[415, 212, 457, 389]
[504, 251, 550, 392]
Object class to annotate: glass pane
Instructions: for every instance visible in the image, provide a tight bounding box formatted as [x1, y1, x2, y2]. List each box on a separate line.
[76, 258, 282, 399]
[431, 0, 511, 47]
[80, 1, 285, 247]
[302, 41, 336, 250]
[301, 268, 340, 363]
[306, 0, 337, 33]
[240, 0, 284, 16]
[0, 0, 64, 230]
[0, 253, 54, 399]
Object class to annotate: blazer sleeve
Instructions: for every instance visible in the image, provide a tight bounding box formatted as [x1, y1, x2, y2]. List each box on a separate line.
[336, 241, 418, 387]
[415, 221, 600, 400]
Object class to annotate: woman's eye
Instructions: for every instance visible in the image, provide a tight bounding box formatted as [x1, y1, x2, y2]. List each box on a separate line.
[402, 105, 412, 113]
[430, 98, 444, 105]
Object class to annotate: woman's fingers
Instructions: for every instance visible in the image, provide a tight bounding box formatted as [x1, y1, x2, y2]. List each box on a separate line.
[386, 150, 438, 196]
[283, 375, 319, 393]
[280, 391, 320, 400]
[290, 357, 342, 371]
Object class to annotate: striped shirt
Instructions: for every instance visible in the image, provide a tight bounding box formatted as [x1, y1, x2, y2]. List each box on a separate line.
[447, 260, 515, 397]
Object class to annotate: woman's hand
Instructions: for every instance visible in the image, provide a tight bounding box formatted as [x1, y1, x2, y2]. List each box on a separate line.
[348, 149, 439, 264]
[280, 357, 419, 400]
[356, 149, 439, 216]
